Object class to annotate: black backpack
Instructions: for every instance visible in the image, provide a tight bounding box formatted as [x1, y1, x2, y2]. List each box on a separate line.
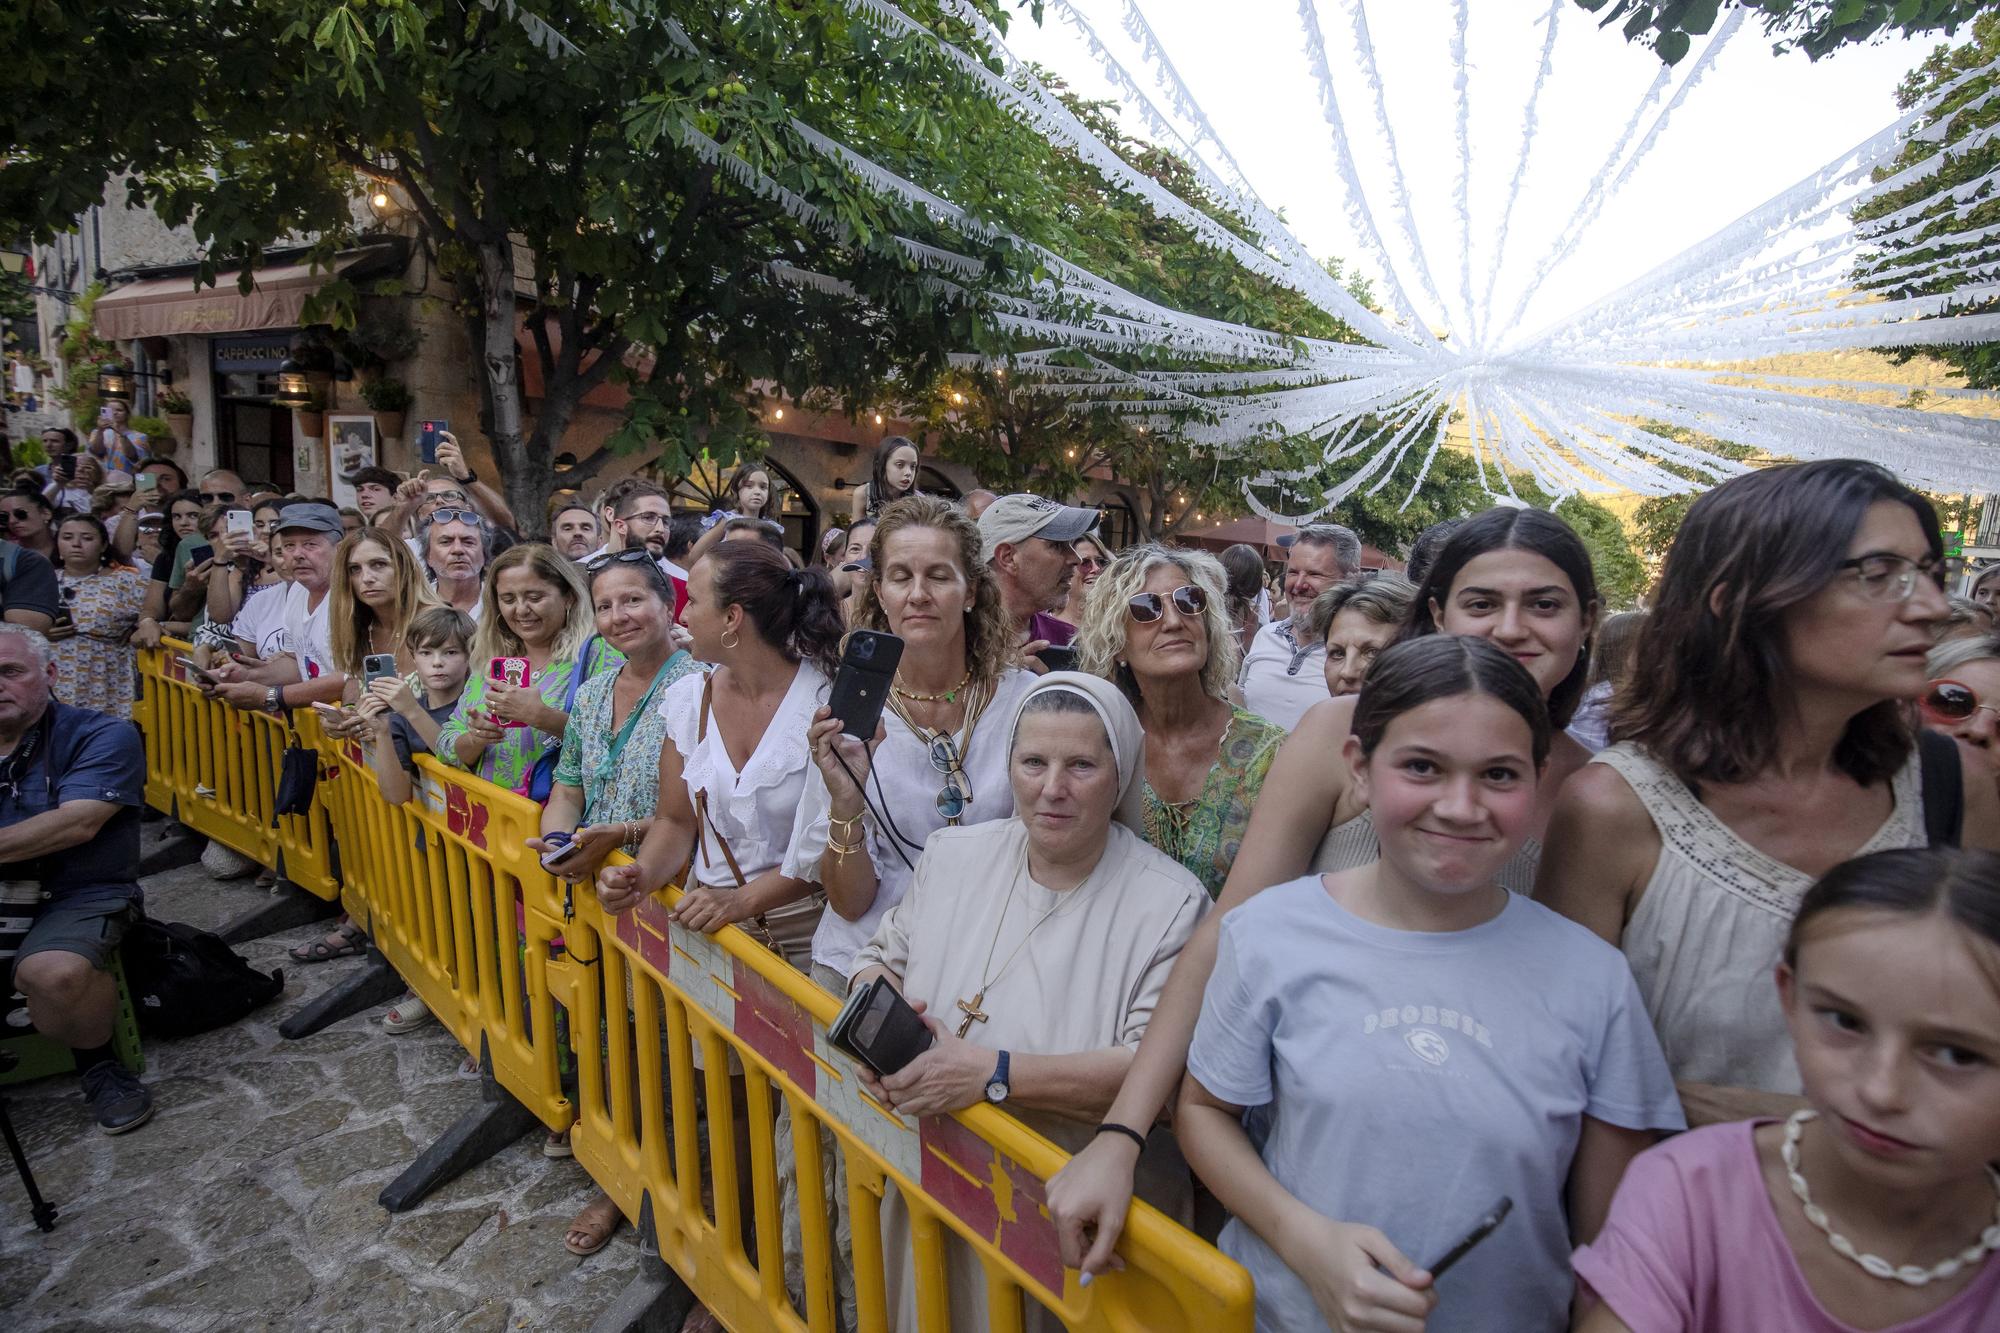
[120, 917, 285, 1038]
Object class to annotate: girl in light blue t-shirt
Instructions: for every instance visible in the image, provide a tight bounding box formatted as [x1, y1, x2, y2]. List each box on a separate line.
[1181, 635, 1684, 1333]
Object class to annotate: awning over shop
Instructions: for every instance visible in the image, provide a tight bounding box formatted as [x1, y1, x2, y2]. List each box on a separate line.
[93, 253, 376, 342]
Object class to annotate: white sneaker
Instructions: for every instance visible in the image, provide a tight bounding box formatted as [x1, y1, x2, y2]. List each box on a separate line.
[199, 841, 259, 880]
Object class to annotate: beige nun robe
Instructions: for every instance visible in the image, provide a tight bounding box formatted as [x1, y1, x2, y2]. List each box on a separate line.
[848, 673, 1210, 1331]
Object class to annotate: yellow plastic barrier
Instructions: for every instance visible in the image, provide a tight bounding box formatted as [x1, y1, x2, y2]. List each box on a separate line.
[136, 649, 1254, 1331]
[551, 863, 1255, 1333]
[137, 643, 340, 901]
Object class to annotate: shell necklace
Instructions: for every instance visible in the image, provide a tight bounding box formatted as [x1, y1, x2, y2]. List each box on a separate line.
[1781, 1109, 2000, 1287]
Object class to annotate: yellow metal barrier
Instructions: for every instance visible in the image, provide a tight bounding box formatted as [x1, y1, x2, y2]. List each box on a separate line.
[136, 649, 1254, 1330]
[551, 863, 1255, 1333]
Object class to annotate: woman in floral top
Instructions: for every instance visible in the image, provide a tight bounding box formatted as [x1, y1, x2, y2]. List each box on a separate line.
[437, 544, 619, 794]
[51, 514, 149, 718]
[526, 550, 697, 1261]
[530, 552, 698, 883]
[1076, 543, 1285, 898]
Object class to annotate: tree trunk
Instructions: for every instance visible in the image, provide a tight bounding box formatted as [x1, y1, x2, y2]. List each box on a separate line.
[471, 241, 551, 537]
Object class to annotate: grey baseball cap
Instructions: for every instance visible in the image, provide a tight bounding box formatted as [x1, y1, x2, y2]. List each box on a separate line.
[274, 502, 343, 536]
[977, 493, 1099, 563]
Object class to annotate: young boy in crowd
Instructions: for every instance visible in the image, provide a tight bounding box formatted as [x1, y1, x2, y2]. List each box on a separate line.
[354, 606, 475, 804]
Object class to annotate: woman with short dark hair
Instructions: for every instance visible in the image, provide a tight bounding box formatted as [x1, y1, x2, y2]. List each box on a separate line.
[1537, 459, 2000, 1125]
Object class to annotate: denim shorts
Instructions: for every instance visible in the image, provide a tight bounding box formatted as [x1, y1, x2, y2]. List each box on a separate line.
[16, 883, 143, 971]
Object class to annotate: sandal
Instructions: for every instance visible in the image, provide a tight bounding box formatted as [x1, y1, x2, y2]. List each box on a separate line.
[289, 923, 366, 964]
[382, 994, 434, 1033]
[544, 1128, 574, 1160]
[564, 1192, 622, 1257]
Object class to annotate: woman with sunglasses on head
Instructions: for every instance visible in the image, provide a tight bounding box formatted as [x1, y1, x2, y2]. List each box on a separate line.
[4, 489, 57, 562]
[1075, 544, 1284, 899]
[1924, 635, 2000, 782]
[791, 495, 1038, 994]
[1050, 505, 1605, 1275]
[1538, 460, 2000, 1131]
[1060, 531, 1111, 628]
[131, 488, 204, 649]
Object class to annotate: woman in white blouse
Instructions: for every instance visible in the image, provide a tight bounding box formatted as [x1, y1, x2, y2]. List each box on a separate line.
[597, 540, 846, 966]
[790, 495, 1038, 994]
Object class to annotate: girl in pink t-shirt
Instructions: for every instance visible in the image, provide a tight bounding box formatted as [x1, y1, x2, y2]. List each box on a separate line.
[1574, 845, 2000, 1332]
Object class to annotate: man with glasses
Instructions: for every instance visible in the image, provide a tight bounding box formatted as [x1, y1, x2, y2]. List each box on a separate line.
[612, 484, 673, 561]
[1240, 523, 1360, 731]
[422, 508, 489, 620]
[978, 492, 1097, 664]
[385, 431, 517, 537]
[0, 625, 156, 1133]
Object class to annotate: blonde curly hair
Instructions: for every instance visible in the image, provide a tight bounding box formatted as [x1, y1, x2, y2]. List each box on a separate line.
[850, 495, 1015, 694]
[1076, 543, 1238, 706]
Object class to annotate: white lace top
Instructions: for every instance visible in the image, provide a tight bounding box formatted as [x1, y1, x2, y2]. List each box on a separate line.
[1309, 808, 1543, 894]
[662, 662, 830, 890]
[1593, 743, 1926, 1095]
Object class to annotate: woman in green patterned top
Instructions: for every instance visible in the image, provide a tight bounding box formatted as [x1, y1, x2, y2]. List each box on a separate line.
[437, 544, 619, 795]
[529, 552, 698, 884]
[1076, 543, 1285, 898]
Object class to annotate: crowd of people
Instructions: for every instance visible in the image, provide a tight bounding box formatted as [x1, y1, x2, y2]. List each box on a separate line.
[7, 425, 2000, 1331]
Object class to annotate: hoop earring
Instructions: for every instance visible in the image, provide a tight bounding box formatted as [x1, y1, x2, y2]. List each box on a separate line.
[722, 628, 740, 651]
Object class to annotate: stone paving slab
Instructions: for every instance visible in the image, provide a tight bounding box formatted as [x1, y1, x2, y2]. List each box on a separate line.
[2, 823, 642, 1331]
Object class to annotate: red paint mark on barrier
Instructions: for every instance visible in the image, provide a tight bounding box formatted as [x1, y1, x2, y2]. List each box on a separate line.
[622, 898, 674, 980]
[730, 961, 816, 1096]
[919, 1113, 1063, 1295]
[444, 785, 490, 850]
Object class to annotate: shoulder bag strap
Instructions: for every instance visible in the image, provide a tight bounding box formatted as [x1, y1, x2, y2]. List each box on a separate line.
[1918, 727, 1964, 848]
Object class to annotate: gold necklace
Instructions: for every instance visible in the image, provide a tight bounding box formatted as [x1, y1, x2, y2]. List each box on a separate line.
[954, 858, 1102, 1037]
[893, 669, 972, 703]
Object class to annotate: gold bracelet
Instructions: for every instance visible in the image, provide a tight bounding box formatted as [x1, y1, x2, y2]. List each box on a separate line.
[826, 831, 866, 865]
[828, 810, 863, 836]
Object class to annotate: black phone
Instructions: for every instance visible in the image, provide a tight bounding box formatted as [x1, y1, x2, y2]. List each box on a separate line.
[828, 630, 904, 741]
[1424, 1196, 1512, 1279]
[55, 454, 76, 481]
[1036, 644, 1080, 672]
[184, 543, 214, 567]
[828, 974, 935, 1077]
[419, 419, 448, 465]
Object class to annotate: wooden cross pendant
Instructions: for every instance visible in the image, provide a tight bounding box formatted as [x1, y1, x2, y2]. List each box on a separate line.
[955, 991, 988, 1039]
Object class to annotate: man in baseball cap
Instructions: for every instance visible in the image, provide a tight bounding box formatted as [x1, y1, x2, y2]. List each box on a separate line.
[977, 493, 1098, 658]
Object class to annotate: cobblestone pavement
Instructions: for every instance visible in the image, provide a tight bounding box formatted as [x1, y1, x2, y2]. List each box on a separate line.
[2, 824, 642, 1331]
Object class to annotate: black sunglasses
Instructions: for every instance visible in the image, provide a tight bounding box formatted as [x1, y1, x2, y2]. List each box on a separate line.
[585, 549, 656, 573]
[2, 508, 34, 522]
[1127, 584, 1207, 623]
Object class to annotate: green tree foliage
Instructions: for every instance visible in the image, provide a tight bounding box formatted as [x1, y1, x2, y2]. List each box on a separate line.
[903, 84, 1381, 538]
[1849, 14, 2000, 387]
[0, 1, 1096, 533]
[1578, 1, 1998, 64]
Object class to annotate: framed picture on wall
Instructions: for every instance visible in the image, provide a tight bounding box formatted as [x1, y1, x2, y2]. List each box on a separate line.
[327, 414, 378, 509]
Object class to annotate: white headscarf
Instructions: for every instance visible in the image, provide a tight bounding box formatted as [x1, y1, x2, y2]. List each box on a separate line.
[1008, 670, 1147, 824]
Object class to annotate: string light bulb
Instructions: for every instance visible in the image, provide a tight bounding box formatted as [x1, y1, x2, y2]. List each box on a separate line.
[873, 412, 884, 425]
[370, 189, 391, 210]
[772, 407, 785, 420]
[950, 391, 965, 405]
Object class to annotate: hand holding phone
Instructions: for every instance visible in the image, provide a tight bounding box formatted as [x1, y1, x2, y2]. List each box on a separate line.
[1423, 1197, 1511, 1280]
[536, 830, 583, 871]
[828, 974, 936, 1077]
[828, 630, 903, 740]
[419, 419, 449, 466]
[174, 654, 220, 687]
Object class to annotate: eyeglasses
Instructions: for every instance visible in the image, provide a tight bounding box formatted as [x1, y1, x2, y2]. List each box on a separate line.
[1127, 584, 1208, 623]
[1922, 679, 2000, 727]
[2, 508, 33, 522]
[1839, 553, 1945, 603]
[929, 732, 971, 821]
[622, 510, 670, 527]
[428, 509, 480, 526]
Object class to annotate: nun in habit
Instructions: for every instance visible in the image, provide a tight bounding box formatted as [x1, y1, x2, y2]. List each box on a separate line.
[847, 671, 1210, 1330]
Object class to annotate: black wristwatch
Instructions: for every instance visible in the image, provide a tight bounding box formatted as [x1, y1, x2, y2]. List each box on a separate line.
[984, 1050, 1011, 1104]
[452, 471, 475, 486]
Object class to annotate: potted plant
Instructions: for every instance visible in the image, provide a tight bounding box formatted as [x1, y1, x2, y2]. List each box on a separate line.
[295, 384, 329, 438]
[360, 376, 411, 439]
[158, 387, 194, 447]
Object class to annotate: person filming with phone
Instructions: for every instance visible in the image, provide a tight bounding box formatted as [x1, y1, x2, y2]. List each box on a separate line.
[840, 673, 1209, 1331]
[201, 504, 348, 713]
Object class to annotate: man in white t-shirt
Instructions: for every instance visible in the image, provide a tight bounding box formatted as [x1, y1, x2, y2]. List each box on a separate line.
[203, 504, 347, 712]
[1239, 524, 1360, 730]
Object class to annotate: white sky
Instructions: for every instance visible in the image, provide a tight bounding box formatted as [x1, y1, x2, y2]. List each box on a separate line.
[1002, 1, 1947, 348]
